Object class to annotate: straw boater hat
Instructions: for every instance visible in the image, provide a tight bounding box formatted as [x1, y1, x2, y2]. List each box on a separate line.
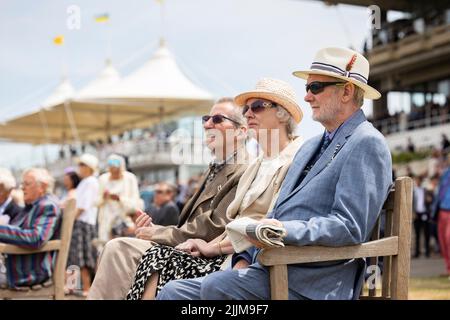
[293, 47, 381, 100]
[234, 78, 303, 123]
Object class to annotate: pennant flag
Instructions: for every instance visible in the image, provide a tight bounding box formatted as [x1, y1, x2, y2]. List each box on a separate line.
[53, 35, 64, 45]
[94, 13, 109, 23]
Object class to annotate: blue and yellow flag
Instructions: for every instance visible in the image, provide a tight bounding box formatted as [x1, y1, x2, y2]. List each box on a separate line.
[53, 35, 64, 45]
[94, 13, 109, 23]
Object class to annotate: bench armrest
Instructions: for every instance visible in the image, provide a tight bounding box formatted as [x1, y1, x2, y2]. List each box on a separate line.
[258, 237, 398, 266]
[0, 240, 62, 255]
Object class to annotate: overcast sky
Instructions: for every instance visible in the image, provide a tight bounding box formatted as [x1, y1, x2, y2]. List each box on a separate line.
[0, 0, 376, 169]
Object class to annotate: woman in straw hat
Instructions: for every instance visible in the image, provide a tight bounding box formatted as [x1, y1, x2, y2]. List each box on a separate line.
[126, 78, 304, 300]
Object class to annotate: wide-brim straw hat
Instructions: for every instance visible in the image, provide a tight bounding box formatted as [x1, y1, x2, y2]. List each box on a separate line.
[234, 77, 303, 123]
[293, 47, 381, 100]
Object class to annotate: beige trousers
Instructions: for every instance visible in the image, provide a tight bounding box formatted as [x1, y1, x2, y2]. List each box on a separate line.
[87, 237, 153, 300]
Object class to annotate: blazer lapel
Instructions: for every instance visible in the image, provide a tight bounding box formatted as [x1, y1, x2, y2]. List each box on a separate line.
[177, 169, 210, 226]
[279, 110, 367, 205]
[274, 136, 320, 207]
[187, 161, 237, 219]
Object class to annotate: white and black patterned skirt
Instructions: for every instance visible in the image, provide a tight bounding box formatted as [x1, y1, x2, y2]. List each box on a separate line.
[126, 244, 226, 300]
[67, 220, 98, 270]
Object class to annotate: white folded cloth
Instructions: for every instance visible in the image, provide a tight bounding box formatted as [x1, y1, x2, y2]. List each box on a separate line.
[226, 217, 287, 253]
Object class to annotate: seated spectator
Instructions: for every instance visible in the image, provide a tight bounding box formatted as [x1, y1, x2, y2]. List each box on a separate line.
[0, 168, 25, 286]
[0, 168, 60, 288]
[0, 168, 23, 225]
[87, 97, 249, 299]
[147, 182, 179, 226]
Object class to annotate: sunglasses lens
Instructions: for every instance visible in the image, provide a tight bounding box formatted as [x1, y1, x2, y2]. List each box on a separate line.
[211, 115, 224, 124]
[306, 82, 323, 94]
[243, 100, 272, 115]
[251, 101, 265, 112]
[202, 115, 210, 123]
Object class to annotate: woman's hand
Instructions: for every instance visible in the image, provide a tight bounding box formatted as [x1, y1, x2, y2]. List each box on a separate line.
[134, 210, 152, 228]
[175, 239, 217, 258]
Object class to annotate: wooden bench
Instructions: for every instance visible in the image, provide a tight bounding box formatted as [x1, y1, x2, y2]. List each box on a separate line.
[0, 198, 76, 300]
[258, 176, 413, 300]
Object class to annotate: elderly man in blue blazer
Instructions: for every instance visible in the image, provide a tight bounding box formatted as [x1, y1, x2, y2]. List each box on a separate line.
[156, 47, 393, 300]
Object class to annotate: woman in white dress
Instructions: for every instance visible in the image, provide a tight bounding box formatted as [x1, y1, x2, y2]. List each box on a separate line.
[96, 154, 142, 246]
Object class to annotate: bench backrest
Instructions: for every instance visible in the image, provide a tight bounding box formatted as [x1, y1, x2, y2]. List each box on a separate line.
[360, 176, 413, 299]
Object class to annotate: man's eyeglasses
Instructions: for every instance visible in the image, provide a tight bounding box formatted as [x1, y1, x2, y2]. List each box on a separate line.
[202, 114, 240, 126]
[155, 189, 170, 194]
[242, 99, 277, 115]
[305, 81, 346, 95]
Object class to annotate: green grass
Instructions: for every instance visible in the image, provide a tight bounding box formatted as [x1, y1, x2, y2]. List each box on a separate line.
[409, 276, 450, 300]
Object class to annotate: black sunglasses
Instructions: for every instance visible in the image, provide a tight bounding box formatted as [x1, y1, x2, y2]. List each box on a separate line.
[242, 99, 277, 115]
[305, 81, 346, 95]
[202, 114, 240, 126]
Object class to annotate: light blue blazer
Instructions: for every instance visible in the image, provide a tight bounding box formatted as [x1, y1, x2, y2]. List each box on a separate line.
[253, 110, 393, 299]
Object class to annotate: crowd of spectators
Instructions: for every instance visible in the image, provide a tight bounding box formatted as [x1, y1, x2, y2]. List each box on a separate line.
[0, 151, 200, 295]
[365, 8, 449, 51]
[370, 98, 450, 136]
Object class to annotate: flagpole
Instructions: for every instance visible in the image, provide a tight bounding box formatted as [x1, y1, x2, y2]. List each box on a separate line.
[106, 18, 112, 60]
[161, 1, 165, 41]
[156, 0, 166, 43]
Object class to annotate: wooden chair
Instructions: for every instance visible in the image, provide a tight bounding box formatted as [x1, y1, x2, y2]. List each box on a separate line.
[0, 198, 76, 300]
[258, 176, 413, 300]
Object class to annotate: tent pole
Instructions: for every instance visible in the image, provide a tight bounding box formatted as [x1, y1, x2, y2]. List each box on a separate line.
[63, 100, 81, 146]
[38, 110, 51, 167]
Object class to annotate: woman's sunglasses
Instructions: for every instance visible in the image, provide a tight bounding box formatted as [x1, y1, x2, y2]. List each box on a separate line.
[201, 114, 240, 126]
[242, 100, 277, 115]
[305, 81, 346, 95]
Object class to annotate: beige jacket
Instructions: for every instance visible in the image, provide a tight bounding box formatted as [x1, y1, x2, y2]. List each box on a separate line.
[219, 137, 303, 267]
[150, 150, 249, 247]
[229, 136, 303, 221]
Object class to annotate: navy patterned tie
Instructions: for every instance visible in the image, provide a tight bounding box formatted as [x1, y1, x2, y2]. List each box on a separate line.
[293, 134, 332, 190]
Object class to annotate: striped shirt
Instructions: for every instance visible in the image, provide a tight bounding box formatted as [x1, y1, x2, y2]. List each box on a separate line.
[0, 194, 61, 287]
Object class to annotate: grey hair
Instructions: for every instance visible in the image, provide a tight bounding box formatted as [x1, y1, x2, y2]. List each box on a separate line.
[157, 181, 177, 194]
[23, 168, 54, 194]
[0, 167, 16, 190]
[215, 97, 246, 128]
[353, 86, 364, 107]
[275, 106, 298, 139]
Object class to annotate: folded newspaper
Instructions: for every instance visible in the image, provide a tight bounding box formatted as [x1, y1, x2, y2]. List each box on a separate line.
[226, 217, 287, 253]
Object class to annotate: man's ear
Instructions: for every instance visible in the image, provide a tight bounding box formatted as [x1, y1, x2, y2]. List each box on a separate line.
[341, 82, 355, 104]
[235, 125, 247, 139]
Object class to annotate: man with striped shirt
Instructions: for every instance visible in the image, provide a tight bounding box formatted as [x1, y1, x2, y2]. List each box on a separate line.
[0, 168, 61, 288]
